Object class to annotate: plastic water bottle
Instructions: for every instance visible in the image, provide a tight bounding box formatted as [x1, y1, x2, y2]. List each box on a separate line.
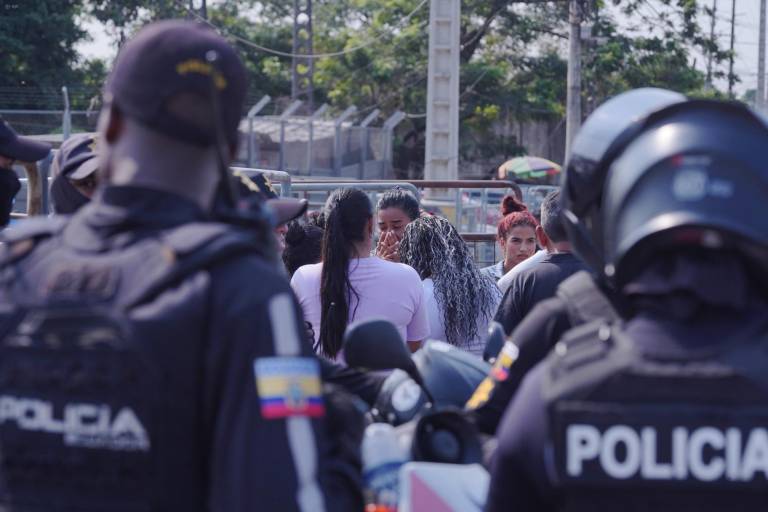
[362, 423, 406, 512]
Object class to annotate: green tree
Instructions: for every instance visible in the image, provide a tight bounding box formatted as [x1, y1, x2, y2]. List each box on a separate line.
[80, 0, 731, 174]
[0, 0, 86, 89]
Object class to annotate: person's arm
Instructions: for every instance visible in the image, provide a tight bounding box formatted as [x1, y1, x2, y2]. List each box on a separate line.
[407, 340, 422, 352]
[486, 364, 554, 512]
[319, 358, 385, 407]
[405, 269, 430, 352]
[494, 274, 527, 336]
[470, 297, 572, 435]
[206, 259, 361, 511]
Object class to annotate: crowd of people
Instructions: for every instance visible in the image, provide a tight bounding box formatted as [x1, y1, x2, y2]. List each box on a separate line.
[0, 17, 767, 512]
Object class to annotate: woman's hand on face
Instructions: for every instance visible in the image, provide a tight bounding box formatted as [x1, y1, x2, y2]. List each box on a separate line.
[376, 231, 400, 262]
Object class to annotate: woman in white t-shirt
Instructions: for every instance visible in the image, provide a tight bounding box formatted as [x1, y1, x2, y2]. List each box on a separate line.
[399, 215, 502, 357]
[291, 188, 429, 361]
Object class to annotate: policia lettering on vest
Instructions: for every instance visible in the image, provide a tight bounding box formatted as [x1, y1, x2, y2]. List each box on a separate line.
[0, 395, 149, 452]
[565, 423, 768, 483]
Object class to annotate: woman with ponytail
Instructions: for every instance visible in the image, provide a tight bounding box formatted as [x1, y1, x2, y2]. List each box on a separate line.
[480, 194, 539, 281]
[291, 188, 429, 361]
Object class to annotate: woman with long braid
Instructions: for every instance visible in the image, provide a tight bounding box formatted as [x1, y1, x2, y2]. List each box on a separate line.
[291, 188, 429, 361]
[399, 215, 502, 357]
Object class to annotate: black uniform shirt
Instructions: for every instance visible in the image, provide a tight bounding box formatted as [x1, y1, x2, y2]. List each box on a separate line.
[494, 252, 587, 336]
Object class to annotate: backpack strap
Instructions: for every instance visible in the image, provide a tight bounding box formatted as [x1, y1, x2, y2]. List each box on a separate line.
[122, 222, 261, 310]
[555, 271, 618, 326]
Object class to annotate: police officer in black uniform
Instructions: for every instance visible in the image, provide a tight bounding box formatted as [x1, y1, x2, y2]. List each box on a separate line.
[0, 21, 360, 511]
[467, 88, 686, 435]
[486, 98, 768, 510]
[0, 119, 50, 226]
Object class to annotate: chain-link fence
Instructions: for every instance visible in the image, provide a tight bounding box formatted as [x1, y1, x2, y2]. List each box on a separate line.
[235, 115, 395, 179]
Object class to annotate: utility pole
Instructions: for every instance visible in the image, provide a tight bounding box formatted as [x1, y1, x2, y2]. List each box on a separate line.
[705, 0, 717, 89]
[759, 0, 766, 110]
[424, 0, 461, 180]
[728, 0, 736, 97]
[565, 0, 583, 156]
[292, 0, 314, 114]
[188, 0, 207, 19]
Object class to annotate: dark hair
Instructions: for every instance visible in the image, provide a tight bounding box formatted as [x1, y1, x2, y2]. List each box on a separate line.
[400, 215, 499, 348]
[377, 187, 420, 221]
[540, 189, 567, 243]
[500, 194, 527, 216]
[307, 209, 326, 230]
[319, 188, 373, 358]
[282, 221, 323, 277]
[497, 194, 538, 242]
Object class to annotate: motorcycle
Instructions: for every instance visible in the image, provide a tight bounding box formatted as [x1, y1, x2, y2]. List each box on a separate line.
[343, 319, 505, 511]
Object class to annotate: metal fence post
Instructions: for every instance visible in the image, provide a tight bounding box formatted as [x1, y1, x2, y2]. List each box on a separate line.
[61, 86, 71, 141]
[382, 111, 405, 177]
[333, 106, 357, 177]
[247, 95, 271, 167]
[39, 151, 52, 214]
[278, 100, 303, 172]
[307, 103, 328, 175]
[358, 109, 380, 179]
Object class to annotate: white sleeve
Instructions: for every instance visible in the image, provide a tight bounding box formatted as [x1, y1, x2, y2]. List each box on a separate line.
[497, 250, 548, 294]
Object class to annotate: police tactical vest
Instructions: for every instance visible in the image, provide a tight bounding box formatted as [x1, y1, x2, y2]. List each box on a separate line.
[543, 320, 768, 511]
[555, 271, 618, 327]
[0, 218, 259, 511]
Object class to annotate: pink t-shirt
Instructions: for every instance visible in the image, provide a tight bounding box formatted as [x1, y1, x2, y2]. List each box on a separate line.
[291, 256, 429, 355]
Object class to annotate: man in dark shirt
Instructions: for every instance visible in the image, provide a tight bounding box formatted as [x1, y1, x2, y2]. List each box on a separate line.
[494, 190, 586, 336]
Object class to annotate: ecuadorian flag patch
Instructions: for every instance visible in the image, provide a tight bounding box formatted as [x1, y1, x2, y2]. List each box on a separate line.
[254, 357, 325, 419]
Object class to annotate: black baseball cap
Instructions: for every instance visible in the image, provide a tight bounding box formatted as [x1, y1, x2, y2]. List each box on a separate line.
[0, 118, 51, 162]
[233, 170, 308, 226]
[105, 20, 247, 148]
[53, 134, 99, 180]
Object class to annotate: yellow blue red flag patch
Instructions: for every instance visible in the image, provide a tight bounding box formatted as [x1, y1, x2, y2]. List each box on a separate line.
[254, 357, 324, 419]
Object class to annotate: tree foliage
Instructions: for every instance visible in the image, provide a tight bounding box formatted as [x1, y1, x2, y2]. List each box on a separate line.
[1, 0, 732, 173]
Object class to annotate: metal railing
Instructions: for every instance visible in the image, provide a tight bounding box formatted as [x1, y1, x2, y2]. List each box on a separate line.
[240, 97, 405, 179]
[10, 167, 526, 269]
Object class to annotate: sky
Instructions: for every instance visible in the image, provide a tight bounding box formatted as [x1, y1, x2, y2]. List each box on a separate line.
[696, 0, 761, 96]
[75, 0, 764, 97]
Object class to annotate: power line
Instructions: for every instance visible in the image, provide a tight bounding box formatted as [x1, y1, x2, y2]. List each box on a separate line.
[176, 0, 429, 59]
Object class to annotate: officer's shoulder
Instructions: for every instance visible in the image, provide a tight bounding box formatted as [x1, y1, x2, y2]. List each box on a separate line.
[209, 246, 292, 301]
[0, 215, 67, 265]
[541, 320, 631, 402]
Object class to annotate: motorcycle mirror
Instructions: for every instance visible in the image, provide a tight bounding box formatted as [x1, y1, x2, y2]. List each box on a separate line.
[483, 322, 506, 363]
[344, 319, 435, 403]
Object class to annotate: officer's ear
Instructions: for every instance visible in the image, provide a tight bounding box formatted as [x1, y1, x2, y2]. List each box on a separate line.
[103, 103, 125, 145]
[536, 225, 553, 252]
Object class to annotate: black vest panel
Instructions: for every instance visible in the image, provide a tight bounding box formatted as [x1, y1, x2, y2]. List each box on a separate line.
[543, 322, 768, 512]
[0, 220, 257, 511]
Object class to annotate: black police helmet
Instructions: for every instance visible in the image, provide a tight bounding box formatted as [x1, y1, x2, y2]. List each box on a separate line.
[602, 100, 768, 287]
[562, 88, 687, 273]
